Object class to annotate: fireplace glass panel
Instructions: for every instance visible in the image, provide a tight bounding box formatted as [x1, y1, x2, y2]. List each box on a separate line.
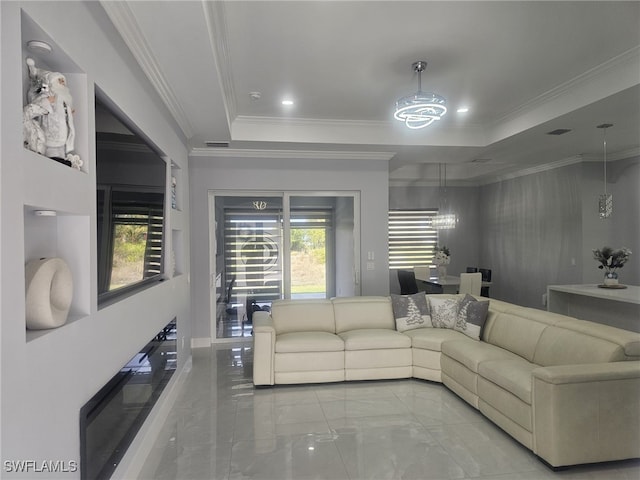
[80, 318, 177, 480]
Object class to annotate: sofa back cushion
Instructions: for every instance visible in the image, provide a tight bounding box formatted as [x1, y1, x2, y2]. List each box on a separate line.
[533, 326, 627, 366]
[483, 306, 562, 362]
[332, 296, 395, 333]
[557, 319, 640, 358]
[271, 299, 335, 335]
[533, 319, 640, 366]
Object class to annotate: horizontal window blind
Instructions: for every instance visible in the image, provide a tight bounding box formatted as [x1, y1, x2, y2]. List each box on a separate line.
[111, 195, 164, 279]
[388, 209, 438, 270]
[224, 209, 282, 303]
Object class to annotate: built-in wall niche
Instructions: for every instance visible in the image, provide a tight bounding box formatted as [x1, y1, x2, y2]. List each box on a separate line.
[170, 162, 182, 211]
[21, 11, 89, 174]
[24, 206, 91, 341]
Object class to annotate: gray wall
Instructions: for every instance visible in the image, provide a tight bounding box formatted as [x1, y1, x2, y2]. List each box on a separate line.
[479, 164, 583, 307]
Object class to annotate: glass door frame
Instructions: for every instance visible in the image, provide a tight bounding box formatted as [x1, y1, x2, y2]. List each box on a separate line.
[209, 190, 361, 343]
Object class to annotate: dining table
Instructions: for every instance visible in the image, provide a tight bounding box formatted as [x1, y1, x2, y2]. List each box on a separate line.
[414, 268, 492, 295]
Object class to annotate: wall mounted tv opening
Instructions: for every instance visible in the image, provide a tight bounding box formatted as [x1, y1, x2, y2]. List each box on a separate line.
[95, 90, 167, 307]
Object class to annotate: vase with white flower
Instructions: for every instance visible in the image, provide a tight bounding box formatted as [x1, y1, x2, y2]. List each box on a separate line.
[592, 246, 632, 287]
[433, 245, 450, 278]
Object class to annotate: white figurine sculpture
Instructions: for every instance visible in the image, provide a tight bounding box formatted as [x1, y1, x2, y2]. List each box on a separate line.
[23, 58, 83, 169]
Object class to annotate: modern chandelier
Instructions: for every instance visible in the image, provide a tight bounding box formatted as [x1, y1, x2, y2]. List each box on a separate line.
[432, 163, 458, 230]
[597, 123, 613, 219]
[394, 61, 447, 129]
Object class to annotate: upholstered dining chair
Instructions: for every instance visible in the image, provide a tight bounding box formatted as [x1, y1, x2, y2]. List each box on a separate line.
[459, 272, 482, 296]
[479, 268, 492, 297]
[397, 269, 419, 295]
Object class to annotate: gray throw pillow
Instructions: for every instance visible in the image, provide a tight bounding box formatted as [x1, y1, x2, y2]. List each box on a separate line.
[456, 294, 489, 340]
[391, 293, 432, 332]
[428, 296, 459, 329]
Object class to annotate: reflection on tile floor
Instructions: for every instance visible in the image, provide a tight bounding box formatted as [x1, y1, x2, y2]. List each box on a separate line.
[139, 343, 640, 479]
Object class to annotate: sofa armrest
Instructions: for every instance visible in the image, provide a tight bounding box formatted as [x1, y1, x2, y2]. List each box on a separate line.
[532, 361, 640, 467]
[533, 361, 640, 384]
[252, 312, 276, 386]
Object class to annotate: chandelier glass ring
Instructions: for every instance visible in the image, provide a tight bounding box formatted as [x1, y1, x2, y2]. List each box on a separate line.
[394, 61, 447, 129]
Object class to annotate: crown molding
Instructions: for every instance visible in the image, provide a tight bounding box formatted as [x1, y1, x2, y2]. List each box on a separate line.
[495, 45, 640, 128]
[580, 146, 640, 163]
[234, 115, 391, 130]
[100, 1, 194, 138]
[190, 147, 395, 162]
[201, 0, 236, 128]
[476, 155, 585, 186]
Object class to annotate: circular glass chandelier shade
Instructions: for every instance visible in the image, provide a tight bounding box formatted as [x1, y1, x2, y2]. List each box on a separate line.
[394, 61, 447, 129]
[394, 92, 447, 129]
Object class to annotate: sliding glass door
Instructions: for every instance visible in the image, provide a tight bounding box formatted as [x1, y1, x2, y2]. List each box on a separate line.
[211, 191, 359, 341]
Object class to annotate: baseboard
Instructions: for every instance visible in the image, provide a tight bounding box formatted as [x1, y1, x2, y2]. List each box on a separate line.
[110, 355, 193, 480]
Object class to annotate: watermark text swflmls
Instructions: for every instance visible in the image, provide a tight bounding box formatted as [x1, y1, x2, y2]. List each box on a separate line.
[3, 460, 78, 473]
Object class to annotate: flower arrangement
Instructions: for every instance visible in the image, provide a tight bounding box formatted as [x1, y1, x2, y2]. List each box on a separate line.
[592, 246, 632, 274]
[433, 245, 451, 266]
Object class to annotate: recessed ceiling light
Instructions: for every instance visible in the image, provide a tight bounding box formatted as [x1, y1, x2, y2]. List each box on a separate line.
[249, 91, 261, 100]
[456, 107, 469, 113]
[281, 99, 294, 106]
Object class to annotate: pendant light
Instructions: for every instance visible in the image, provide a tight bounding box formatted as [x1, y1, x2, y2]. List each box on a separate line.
[432, 163, 458, 229]
[394, 61, 447, 129]
[597, 123, 613, 218]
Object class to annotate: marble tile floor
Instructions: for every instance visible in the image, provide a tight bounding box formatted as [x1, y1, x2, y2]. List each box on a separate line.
[139, 343, 640, 480]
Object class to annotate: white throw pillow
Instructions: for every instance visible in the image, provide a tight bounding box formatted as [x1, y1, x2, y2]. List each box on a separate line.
[391, 293, 432, 332]
[429, 296, 459, 329]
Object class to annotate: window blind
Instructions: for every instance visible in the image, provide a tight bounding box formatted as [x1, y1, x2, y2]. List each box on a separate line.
[388, 209, 439, 270]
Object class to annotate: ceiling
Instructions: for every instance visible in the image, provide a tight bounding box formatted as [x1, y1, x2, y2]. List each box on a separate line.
[101, 1, 640, 185]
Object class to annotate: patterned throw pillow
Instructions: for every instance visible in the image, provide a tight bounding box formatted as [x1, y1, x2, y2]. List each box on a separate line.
[456, 294, 490, 340]
[428, 296, 460, 329]
[391, 293, 432, 332]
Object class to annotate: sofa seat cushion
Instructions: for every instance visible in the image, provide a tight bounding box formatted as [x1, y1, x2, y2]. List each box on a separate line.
[405, 327, 466, 350]
[339, 328, 411, 350]
[478, 359, 536, 404]
[275, 331, 344, 353]
[442, 339, 522, 374]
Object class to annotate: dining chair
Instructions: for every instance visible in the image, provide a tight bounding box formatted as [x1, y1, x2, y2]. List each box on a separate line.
[413, 266, 430, 281]
[459, 272, 482, 296]
[397, 269, 419, 295]
[479, 268, 492, 297]
[479, 268, 492, 282]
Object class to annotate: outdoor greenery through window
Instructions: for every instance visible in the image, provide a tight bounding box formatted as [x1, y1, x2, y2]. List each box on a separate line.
[96, 188, 164, 296]
[388, 209, 439, 270]
[110, 212, 162, 290]
[290, 209, 331, 297]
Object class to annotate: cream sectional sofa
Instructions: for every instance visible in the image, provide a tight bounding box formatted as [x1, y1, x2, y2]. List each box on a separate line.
[252, 294, 640, 468]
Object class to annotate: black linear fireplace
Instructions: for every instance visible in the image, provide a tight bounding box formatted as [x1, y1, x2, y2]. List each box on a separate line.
[80, 319, 177, 480]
